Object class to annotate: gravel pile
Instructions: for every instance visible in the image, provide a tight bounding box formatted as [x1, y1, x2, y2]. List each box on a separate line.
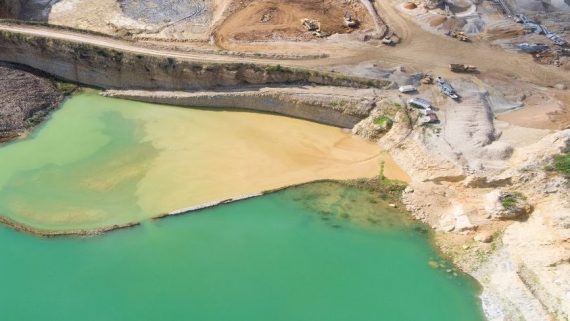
[118, 0, 210, 25]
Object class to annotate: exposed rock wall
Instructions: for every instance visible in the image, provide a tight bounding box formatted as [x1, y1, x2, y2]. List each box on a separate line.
[0, 30, 392, 91]
[103, 87, 378, 128]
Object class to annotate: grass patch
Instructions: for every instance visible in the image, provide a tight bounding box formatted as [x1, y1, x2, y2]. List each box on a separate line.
[545, 152, 570, 180]
[265, 64, 284, 72]
[373, 116, 393, 128]
[500, 192, 525, 211]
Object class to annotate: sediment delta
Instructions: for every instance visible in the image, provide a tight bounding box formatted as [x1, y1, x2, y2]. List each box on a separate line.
[0, 93, 405, 233]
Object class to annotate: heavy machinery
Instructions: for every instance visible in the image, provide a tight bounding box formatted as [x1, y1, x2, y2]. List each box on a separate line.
[343, 12, 358, 28]
[436, 77, 459, 99]
[302, 18, 327, 37]
[448, 30, 469, 42]
[302, 18, 320, 32]
[449, 64, 477, 73]
[516, 42, 549, 53]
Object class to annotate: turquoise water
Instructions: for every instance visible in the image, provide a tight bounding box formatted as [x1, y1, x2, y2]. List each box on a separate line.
[0, 182, 485, 321]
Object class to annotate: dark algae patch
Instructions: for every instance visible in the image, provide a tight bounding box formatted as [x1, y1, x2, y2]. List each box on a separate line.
[0, 181, 485, 321]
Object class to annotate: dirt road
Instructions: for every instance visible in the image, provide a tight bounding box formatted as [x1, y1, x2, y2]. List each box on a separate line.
[1, 4, 569, 90]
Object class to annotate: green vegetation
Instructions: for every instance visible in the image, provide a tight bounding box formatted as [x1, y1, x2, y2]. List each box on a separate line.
[500, 192, 526, 211]
[55, 82, 79, 95]
[545, 152, 570, 180]
[345, 177, 407, 204]
[374, 116, 393, 128]
[265, 64, 284, 72]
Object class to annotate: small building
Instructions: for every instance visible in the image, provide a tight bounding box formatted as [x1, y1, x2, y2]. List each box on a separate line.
[408, 97, 433, 109]
[399, 85, 417, 93]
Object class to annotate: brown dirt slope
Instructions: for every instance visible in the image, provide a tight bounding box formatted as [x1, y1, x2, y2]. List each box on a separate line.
[0, 63, 63, 141]
[215, 0, 372, 46]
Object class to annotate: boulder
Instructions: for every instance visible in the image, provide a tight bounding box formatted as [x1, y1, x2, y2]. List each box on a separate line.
[485, 190, 531, 220]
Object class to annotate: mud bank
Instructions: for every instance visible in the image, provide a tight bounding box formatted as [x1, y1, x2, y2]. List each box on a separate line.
[0, 177, 405, 238]
[0, 27, 392, 91]
[0, 215, 140, 237]
[102, 86, 379, 128]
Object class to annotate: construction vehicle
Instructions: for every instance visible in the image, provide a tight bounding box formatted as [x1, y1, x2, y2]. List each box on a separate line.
[302, 18, 327, 37]
[343, 12, 358, 28]
[449, 64, 477, 73]
[408, 97, 433, 109]
[399, 85, 417, 93]
[302, 18, 320, 32]
[448, 30, 469, 42]
[516, 43, 549, 53]
[436, 77, 459, 99]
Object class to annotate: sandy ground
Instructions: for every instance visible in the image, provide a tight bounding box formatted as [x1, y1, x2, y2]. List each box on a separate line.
[214, 0, 373, 48]
[132, 107, 406, 216]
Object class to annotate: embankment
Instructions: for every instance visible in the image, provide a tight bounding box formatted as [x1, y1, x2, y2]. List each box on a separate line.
[103, 87, 379, 128]
[0, 27, 392, 91]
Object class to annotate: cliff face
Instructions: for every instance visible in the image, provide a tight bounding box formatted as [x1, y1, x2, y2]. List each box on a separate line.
[0, 0, 22, 18]
[0, 63, 63, 141]
[103, 87, 378, 128]
[0, 30, 392, 91]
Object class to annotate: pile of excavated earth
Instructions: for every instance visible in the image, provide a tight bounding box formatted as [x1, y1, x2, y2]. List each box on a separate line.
[1, 0, 570, 320]
[0, 63, 62, 142]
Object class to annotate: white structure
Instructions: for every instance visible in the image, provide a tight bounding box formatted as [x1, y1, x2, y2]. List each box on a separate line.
[408, 97, 432, 109]
[399, 85, 417, 93]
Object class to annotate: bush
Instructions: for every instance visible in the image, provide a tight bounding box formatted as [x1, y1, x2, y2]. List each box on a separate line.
[552, 153, 570, 178]
[373, 116, 393, 128]
[500, 192, 526, 211]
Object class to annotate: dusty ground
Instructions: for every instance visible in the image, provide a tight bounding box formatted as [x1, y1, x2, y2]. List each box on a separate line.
[214, 0, 373, 48]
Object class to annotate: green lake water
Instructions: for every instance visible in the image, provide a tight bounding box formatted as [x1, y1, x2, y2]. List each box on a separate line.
[0, 93, 485, 321]
[0, 93, 156, 230]
[0, 182, 485, 321]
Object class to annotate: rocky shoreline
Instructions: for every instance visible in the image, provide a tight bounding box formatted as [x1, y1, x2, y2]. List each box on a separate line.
[0, 63, 64, 142]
